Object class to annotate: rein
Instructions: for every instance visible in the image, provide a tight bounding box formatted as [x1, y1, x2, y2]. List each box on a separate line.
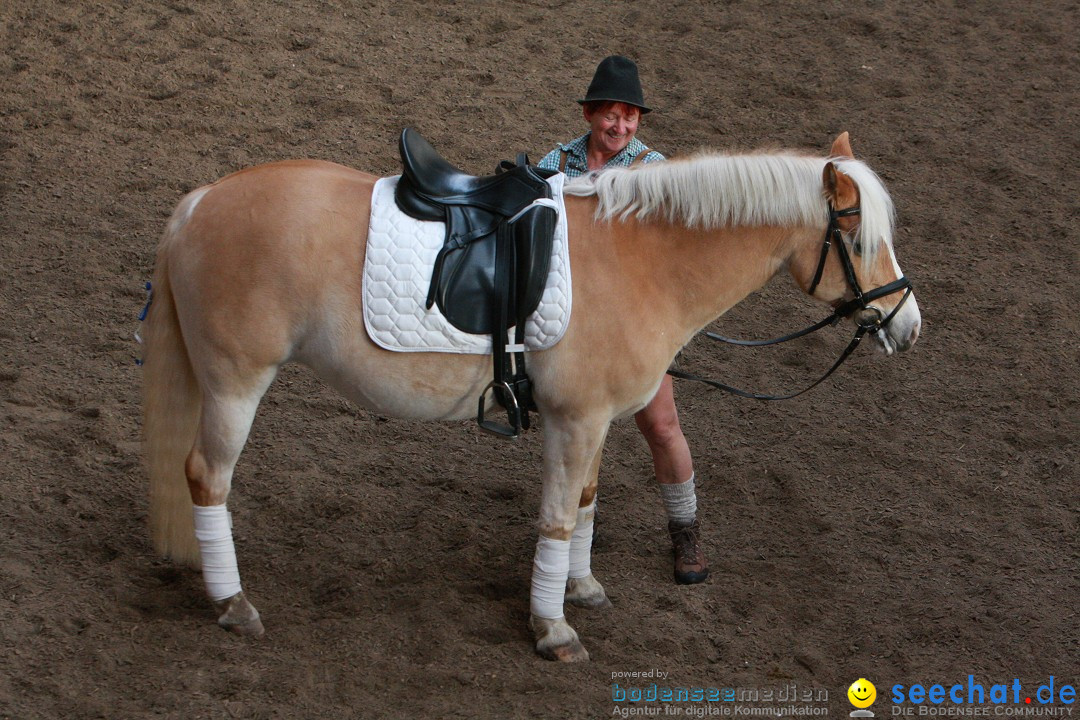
[668, 204, 913, 401]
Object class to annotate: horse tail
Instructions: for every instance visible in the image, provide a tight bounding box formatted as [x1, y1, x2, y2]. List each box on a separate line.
[143, 189, 208, 569]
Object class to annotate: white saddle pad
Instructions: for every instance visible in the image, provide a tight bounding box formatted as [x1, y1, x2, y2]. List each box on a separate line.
[363, 174, 571, 354]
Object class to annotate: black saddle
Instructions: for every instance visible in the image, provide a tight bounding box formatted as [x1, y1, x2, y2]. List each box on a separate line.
[393, 128, 559, 437]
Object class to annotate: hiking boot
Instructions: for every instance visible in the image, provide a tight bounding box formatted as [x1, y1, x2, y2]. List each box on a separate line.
[668, 519, 709, 584]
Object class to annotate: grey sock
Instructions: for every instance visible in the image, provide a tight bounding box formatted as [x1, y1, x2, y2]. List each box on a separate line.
[659, 473, 697, 526]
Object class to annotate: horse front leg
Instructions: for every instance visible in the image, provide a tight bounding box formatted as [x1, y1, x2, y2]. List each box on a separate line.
[530, 415, 610, 662]
[565, 428, 612, 610]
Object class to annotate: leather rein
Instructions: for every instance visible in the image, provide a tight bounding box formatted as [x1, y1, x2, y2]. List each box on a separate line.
[668, 204, 913, 400]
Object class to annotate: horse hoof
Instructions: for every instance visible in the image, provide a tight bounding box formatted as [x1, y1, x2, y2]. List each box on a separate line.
[538, 638, 590, 663]
[565, 575, 612, 609]
[568, 595, 613, 610]
[214, 591, 264, 638]
[530, 615, 590, 663]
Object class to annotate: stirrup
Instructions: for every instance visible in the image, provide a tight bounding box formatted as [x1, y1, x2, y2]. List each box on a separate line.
[477, 380, 521, 438]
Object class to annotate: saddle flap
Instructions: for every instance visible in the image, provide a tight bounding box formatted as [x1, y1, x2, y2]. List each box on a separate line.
[511, 204, 557, 316]
[435, 203, 557, 334]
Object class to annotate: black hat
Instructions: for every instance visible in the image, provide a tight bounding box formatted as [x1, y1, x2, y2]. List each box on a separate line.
[577, 55, 653, 114]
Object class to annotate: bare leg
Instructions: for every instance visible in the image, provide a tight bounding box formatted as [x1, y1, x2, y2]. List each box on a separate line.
[635, 374, 709, 584]
[634, 374, 693, 486]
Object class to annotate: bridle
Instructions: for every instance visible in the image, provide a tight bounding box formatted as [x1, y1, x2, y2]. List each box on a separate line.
[668, 203, 913, 400]
[809, 206, 912, 324]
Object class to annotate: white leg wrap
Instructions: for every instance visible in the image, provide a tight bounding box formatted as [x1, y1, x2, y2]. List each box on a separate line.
[193, 504, 242, 602]
[530, 535, 571, 620]
[568, 501, 596, 579]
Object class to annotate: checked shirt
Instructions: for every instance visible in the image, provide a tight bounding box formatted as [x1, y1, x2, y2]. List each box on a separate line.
[536, 133, 665, 178]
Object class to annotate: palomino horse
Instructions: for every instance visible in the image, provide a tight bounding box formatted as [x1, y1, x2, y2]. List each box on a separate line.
[143, 132, 920, 662]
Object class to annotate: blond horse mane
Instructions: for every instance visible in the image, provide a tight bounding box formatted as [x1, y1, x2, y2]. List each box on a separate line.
[563, 151, 895, 269]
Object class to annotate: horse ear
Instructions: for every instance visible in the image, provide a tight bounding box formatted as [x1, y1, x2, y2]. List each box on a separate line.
[829, 131, 854, 159]
[823, 162, 858, 207]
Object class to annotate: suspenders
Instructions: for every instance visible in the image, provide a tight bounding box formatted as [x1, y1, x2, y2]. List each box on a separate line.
[629, 147, 653, 165]
[558, 146, 653, 173]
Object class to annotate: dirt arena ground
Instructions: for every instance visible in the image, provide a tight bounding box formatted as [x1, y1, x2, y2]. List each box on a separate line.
[1, 1, 1077, 718]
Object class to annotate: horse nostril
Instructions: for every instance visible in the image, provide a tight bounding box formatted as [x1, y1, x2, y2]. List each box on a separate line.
[908, 321, 921, 347]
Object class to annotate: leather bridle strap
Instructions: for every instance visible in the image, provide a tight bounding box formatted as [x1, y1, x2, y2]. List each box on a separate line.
[706, 276, 912, 349]
[672, 281, 912, 401]
[807, 206, 861, 297]
[833, 277, 912, 324]
[706, 313, 840, 347]
[668, 324, 871, 401]
[668, 204, 914, 401]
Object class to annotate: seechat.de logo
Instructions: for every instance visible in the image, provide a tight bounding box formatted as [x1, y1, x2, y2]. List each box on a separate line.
[849, 678, 878, 718]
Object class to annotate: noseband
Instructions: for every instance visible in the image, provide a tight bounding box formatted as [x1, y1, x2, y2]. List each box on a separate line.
[668, 203, 913, 400]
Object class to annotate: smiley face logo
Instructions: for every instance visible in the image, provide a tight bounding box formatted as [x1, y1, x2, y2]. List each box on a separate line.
[848, 678, 877, 708]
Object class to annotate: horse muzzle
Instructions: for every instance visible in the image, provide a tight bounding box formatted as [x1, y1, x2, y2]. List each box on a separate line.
[867, 292, 921, 356]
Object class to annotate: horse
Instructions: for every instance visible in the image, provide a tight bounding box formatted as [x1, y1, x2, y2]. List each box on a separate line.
[142, 132, 921, 662]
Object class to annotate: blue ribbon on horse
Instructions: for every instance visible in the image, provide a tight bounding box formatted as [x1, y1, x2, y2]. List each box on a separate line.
[138, 281, 153, 321]
[135, 281, 153, 366]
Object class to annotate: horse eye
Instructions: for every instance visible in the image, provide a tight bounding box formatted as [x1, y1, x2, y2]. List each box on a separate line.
[840, 231, 863, 257]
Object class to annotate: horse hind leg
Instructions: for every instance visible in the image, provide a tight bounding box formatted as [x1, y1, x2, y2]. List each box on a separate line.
[185, 373, 274, 638]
